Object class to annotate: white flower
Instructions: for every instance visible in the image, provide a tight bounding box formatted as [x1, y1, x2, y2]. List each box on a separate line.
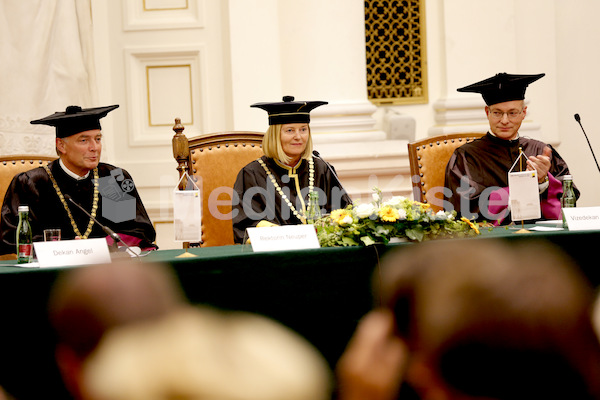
[436, 210, 454, 221]
[355, 203, 377, 219]
[341, 215, 354, 226]
[397, 208, 407, 219]
[372, 192, 380, 203]
[384, 196, 407, 207]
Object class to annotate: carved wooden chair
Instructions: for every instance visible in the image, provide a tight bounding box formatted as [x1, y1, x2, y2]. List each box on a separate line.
[0, 155, 57, 260]
[0, 155, 57, 203]
[172, 118, 264, 247]
[407, 133, 485, 212]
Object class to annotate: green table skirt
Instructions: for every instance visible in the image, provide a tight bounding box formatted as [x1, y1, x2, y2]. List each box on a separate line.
[1, 225, 599, 399]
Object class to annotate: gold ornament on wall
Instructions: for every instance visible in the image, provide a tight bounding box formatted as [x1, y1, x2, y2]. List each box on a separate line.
[365, 0, 428, 105]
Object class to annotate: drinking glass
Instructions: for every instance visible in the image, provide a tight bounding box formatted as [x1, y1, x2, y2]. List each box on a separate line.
[43, 229, 61, 242]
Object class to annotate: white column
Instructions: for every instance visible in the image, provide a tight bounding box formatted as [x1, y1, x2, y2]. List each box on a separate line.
[227, 0, 283, 131]
[227, 0, 407, 202]
[228, 0, 384, 141]
[275, 0, 385, 143]
[430, 0, 558, 145]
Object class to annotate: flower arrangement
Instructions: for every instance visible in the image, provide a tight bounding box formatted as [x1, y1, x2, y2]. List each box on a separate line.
[315, 188, 480, 247]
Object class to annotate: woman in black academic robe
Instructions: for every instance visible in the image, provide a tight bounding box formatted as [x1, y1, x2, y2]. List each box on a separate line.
[232, 96, 352, 244]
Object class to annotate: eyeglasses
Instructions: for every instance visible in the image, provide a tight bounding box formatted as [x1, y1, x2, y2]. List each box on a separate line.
[489, 109, 523, 121]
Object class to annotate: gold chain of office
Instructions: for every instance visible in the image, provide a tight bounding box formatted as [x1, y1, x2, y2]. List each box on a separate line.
[43, 165, 100, 239]
[257, 157, 314, 224]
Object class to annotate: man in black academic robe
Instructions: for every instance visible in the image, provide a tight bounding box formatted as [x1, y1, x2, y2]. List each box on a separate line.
[0, 105, 156, 255]
[444, 73, 577, 223]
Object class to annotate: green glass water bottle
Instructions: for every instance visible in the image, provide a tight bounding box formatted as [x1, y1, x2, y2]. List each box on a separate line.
[561, 175, 576, 229]
[16, 205, 33, 264]
[306, 191, 322, 224]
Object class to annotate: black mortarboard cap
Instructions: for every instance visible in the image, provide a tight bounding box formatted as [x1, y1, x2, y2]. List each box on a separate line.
[457, 73, 545, 106]
[251, 96, 327, 125]
[30, 104, 119, 138]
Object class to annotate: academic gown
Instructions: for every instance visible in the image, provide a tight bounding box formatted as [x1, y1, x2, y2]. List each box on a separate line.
[232, 155, 352, 244]
[0, 160, 157, 255]
[444, 132, 577, 223]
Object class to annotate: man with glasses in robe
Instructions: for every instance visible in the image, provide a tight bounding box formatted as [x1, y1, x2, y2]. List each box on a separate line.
[444, 73, 577, 224]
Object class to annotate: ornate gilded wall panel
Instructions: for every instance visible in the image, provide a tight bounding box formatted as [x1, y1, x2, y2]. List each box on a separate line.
[124, 46, 204, 146]
[365, 0, 428, 105]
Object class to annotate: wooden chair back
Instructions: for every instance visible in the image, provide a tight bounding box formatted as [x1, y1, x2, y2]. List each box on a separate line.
[0, 155, 57, 206]
[0, 155, 57, 260]
[407, 133, 485, 212]
[172, 119, 264, 247]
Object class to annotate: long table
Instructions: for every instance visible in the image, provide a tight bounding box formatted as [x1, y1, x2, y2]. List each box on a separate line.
[1, 226, 599, 399]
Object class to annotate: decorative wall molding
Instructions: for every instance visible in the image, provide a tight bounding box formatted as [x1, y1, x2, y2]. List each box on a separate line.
[0, 116, 55, 155]
[124, 45, 206, 146]
[310, 100, 378, 132]
[147, 64, 194, 127]
[122, 0, 204, 31]
[428, 97, 546, 142]
[308, 100, 388, 144]
[0, 115, 48, 135]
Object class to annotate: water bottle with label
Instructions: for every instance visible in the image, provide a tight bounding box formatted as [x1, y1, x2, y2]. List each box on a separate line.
[306, 191, 322, 224]
[561, 175, 576, 229]
[16, 205, 33, 263]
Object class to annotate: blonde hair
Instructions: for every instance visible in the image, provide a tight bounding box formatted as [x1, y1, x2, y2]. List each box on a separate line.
[83, 307, 332, 400]
[262, 124, 313, 165]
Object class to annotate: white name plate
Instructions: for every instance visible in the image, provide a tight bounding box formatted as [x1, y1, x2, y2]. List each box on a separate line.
[247, 224, 320, 252]
[562, 207, 600, 231]
[33, 238, 112, 268]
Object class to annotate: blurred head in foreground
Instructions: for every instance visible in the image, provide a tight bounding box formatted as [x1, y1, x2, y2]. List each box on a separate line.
[380, 239, 600, 400]
[48, 261, 186, 399]
[81, 306, 332, 400]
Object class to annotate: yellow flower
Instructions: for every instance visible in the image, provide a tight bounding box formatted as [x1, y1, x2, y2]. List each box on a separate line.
[331, 209, 353, 225]
[330, 209, 346, 221]
[460, 217, 480, 234]
[415, 201, 431, 210]
[378, 205, 400, 222]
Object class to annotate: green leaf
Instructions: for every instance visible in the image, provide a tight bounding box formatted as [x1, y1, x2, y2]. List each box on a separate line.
[375, 225, 391, 236]
[405, 229, 424, 242]
[360, 236, 376, 246]
[342, 237, 359, 246]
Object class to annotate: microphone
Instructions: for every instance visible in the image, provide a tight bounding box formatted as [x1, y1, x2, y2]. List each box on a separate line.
[574, 114, 600, 174]
[64, 194, 140, 258]
[312, 150, 350, 199]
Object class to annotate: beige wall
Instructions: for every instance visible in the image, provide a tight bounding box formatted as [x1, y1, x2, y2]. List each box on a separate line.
[554, 2, 600, 207]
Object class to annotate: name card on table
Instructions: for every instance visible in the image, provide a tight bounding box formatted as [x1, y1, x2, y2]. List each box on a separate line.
[562, 207, 600, 231]
[33, 238, 111, 268]
[247, 224, 320, 252]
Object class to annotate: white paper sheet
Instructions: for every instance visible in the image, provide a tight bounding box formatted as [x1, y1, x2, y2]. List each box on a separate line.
[173, 174, 202, 242]
[508, 170, 541, 221]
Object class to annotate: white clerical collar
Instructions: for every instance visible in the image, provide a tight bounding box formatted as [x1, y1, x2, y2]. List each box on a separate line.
[489, 131, 520, 141]
[59, 158, 90, 180]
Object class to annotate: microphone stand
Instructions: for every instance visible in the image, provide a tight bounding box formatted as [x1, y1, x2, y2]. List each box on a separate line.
[64, 194, 140, 259]
[312, 150, 349, 196]
[574, 114, 600, 174]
